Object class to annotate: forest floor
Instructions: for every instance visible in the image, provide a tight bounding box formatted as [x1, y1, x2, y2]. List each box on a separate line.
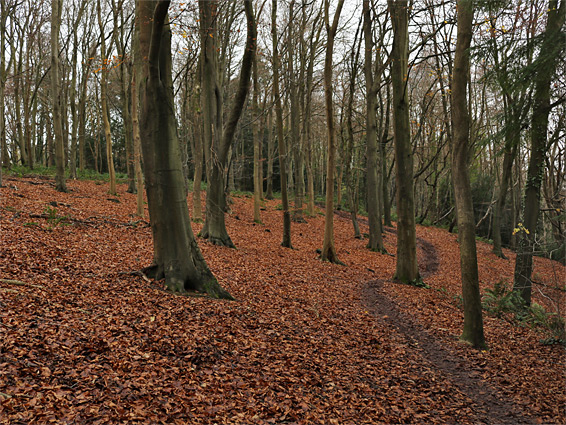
[0, 176, 565, 424]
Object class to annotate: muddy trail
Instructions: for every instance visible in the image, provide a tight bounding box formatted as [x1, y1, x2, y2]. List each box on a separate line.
[362, 280, 534, 424]
[332, 208, 534, 423]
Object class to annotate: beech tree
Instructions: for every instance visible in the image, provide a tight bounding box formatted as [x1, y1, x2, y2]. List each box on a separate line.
[271, 0, 292, 248]
[389, 0, 418, 283]
[97, 0, 117, 196]
[320, 0, 345, 264]
[51, 0, 66, 192]
[199, 0, 256, 247]
[363, 0, 387, 253]
[451, 0, 485, 349]
[136, 0, 231, 298]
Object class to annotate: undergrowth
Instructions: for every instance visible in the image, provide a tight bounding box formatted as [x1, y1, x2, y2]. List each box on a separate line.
[482, 280, 566, 345]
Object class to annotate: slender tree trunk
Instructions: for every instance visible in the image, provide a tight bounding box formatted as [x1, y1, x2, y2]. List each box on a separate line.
[265, 107, 274, 199]
[51, 0, 66, 192]
[287, 1, 305, 223]
[344, 35, 361, 239]
[389, 0, 418, 282]
[514, 0, 565, 306]
[192, 89, 204, 222]
[0, 1, 7, 182]
[122, 72, 135, 193]
[492, 140, 518, 258]
[98, 0, 117, 195]
[320, 0, 345, 264]
[272, 0, 292, 248]
[252, 48, 262, 223]
[131, 67, 144, 218]
[381, 90, 392, 227]
[69, 29, 81, 179]
[78, 54, 92, 173]
[451, 0, 485, 349]
[363, 0, 385, 252]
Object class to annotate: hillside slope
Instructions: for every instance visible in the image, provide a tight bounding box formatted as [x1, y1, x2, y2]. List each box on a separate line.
[1, 176, 564, 424]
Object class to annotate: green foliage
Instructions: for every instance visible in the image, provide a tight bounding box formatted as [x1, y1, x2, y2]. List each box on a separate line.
[6, 165, 56, 178]
[482, 280, 526, 318]
[231, 190, 253, 198]
[43, 206, 70, 228]
[482, 280, 566, 344]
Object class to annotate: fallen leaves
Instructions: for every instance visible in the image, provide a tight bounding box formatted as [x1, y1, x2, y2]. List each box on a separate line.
[0, 176, 564, 424]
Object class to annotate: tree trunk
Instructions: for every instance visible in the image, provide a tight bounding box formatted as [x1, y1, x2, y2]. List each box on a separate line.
[492, 140, 518, 258]
[513, 0, 565, 306]
[51, 0, 66, 192]
[98, 0, 117, 196]
[389, 0, 418, 282]
[192, 87, 204, 222]
[252, 46, 262, 224]
[265, 107, 274, 199]
[137, 0, 231, 299]
[131, 67, 144, 218]
[116, 5, 136, 194]
[288, 1, 305, 223]
[320, 0, 345, 264]
[199, 0, 255, 248]
[272, 0, 292, 248]
[451, 0, 485, 349]
[0, 0, 7, 183]
[381, 86, 392, 227]
[363, 0, 385, 252]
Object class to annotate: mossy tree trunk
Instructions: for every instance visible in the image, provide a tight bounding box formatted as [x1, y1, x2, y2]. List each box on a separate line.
[513, 0, 565, 306]
[136, 0, 231, 299]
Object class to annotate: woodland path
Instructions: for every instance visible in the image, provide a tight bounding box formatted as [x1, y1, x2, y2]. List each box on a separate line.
[362, 229, 534, 425]
[332, 210, 535, 423]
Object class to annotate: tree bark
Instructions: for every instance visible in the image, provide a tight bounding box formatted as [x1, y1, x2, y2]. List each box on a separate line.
[131, 67, 144, 218]
[265, 106, 274, 200]
[451, 0, 485, 349]
[98, 0, 117, 196]
[288, 0, 305, 223]
[389, 0, 418, 282]
[137, 0, 231, 299]
[381, 88, 392, 227]
[321, 0, 345, 264]
[513, 0, 565, 306]
[51, 0, 66, 192]
[363, 0, 385, 252]
[272, 0, 292, 248]
[252, 42, 262, 224]
[199, 0, 256, 247]
[492, 140, 518, 258]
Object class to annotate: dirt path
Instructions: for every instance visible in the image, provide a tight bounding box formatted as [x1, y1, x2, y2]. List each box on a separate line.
[361, 235, 534, 424]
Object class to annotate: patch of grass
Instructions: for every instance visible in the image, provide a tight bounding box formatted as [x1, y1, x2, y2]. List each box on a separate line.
[476, 235, 494, 245]
[231, 190, 253, 198]
[6, 165, 56, 178]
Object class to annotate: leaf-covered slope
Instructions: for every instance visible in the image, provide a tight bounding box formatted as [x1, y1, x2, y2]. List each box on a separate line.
[0, 177, 564, 424]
